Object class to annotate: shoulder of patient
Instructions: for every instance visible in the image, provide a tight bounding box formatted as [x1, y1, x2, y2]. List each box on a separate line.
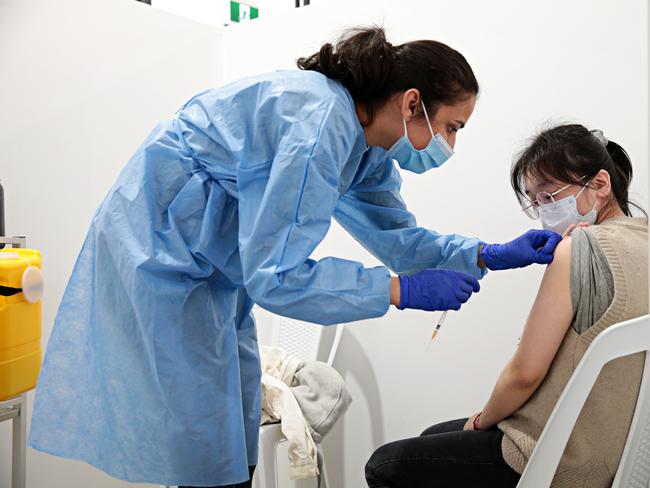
[553, 235, 572, 259]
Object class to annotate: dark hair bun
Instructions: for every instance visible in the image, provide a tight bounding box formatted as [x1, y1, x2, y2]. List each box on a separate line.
[297, 26, 396, 104]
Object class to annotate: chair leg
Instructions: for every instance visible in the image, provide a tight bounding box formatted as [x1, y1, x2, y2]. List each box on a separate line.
[253, 446, 278, 488]
[318, 456, 330, 488]
[253, 433, 278, 488]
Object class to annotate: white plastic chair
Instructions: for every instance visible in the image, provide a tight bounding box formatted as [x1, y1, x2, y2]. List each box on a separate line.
[253, 312, 344, 488]
[517, 314, 650, 487]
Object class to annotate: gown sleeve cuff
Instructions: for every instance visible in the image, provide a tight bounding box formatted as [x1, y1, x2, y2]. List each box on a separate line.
[363, 266, 392, 319]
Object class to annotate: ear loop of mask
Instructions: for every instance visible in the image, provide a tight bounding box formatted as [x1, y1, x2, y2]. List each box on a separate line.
[403, 100, 436, 140]
[576, 181, 601, 215]
[420, 101, 435, 138]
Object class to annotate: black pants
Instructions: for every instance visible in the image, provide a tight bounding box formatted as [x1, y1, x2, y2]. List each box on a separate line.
[180, 465, 256, 488]
[365, 418, 520, 488]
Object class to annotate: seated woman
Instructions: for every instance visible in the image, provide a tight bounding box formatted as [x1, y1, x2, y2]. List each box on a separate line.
[365, 123, 649, 488]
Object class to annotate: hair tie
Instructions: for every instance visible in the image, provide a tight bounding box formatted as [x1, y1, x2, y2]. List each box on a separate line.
[590, 129, 608, 147]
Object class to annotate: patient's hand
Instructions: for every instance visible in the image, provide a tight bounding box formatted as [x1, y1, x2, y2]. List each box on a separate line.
[463, 413, 482, 431]
[563, 222, 590, 239]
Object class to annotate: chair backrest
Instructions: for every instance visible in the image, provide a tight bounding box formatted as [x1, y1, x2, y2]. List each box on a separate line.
[266, 312, 343, 367]
[612, 332, 650, 487]
[516, 314, 650, 488]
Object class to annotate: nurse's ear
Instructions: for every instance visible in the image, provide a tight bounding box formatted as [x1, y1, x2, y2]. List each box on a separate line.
[590, 169, 613, 199]
[400, 88, 422, 121]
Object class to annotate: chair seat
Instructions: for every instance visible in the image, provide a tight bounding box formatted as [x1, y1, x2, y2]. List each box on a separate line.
[259, 422, 285, 444]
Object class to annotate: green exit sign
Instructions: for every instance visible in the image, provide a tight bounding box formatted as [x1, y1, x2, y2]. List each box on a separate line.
[230, 1, 259, 22]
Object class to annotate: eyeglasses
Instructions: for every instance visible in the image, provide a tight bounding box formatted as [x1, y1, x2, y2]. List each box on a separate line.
[521, 176, 588, 219]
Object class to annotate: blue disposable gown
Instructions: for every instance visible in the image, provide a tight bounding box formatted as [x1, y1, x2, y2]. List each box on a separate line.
[29, 71, 484, 485]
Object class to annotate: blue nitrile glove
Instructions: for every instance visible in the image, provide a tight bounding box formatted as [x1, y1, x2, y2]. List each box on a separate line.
[480, 229, 562, 271]
[398, 269, 480, 311]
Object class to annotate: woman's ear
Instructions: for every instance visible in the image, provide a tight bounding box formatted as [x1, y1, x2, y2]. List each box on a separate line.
[592, 169, 613, 198]
[400, 88, 421, 121]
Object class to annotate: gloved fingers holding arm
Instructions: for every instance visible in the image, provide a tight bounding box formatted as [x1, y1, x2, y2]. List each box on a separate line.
[478, 229, 562, 271]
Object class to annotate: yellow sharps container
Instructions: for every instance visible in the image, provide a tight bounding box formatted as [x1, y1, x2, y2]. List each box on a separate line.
[0, 248, 43, 401]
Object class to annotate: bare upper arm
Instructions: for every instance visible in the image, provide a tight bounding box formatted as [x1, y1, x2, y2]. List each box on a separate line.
[510, 236, 574, 385]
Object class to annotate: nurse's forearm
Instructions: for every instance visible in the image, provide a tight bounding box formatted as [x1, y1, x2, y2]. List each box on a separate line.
[248, 261, 392, 325]
[390, 276, 401, 307]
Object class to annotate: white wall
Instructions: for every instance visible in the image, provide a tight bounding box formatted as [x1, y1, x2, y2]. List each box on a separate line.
[0, 0, 222, 486]
[223, 2, 648, 487]
[152, 0, 230, 26]
[0, 0, 647, 487]
[150, 0, 326, 27]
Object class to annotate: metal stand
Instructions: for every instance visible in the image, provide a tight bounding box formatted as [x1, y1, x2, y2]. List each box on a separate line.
[0, 395, 27, 488]
[0, 235, 28, 488]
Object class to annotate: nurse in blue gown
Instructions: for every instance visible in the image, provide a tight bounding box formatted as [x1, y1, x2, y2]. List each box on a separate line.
[29, 27, 561, 488]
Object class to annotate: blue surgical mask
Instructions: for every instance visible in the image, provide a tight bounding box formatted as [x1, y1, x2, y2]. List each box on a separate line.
[387, 101, 454, 174]
[538, 186, 599, 235]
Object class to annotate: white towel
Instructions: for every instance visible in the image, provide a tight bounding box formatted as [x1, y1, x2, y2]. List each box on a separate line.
[259, 346, 319, 479]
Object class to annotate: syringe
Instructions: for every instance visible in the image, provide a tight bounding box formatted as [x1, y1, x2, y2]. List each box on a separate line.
[431, 310, 448, 341]
[426, 310, 448, 351]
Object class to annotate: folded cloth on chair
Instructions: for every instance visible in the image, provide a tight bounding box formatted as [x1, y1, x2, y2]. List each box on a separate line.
[259, 345, 352, 480]
[291, 361, 352, 443]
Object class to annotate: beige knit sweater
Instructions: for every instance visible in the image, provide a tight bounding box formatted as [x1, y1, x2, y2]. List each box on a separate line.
[498, 217, 648, 487]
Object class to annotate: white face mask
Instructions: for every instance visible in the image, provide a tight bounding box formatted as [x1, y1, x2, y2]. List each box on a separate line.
[538, 186, 599, 235]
